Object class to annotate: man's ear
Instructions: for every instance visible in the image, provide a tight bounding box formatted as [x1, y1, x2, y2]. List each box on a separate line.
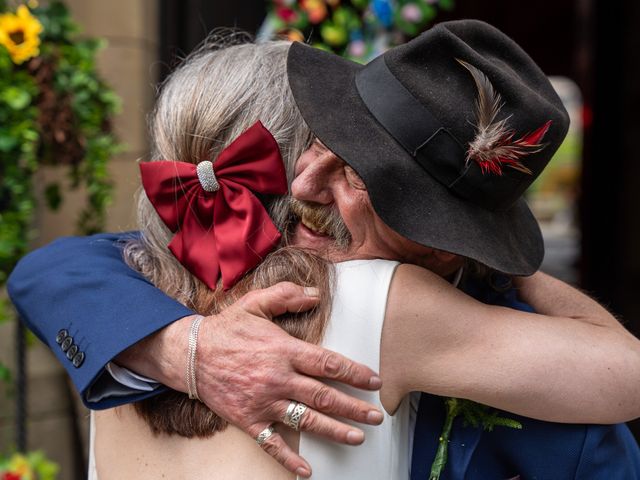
[429, 249, 465, 276]
[432, 249, 458, 264]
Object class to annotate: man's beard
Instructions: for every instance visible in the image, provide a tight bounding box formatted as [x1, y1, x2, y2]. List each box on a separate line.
[283, 198, 352, 249]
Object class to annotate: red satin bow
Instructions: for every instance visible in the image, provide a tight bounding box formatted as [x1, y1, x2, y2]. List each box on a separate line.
[140, 121, 288, 290]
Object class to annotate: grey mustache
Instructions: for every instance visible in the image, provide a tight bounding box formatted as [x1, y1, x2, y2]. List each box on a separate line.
[289, 198, 351, 248]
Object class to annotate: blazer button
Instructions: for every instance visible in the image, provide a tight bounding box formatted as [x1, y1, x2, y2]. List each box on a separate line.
[66, 344, 78, 360]
[55, 329, 69, 345]
[61, 336, 73, 353]
[72, 351, 85, 368]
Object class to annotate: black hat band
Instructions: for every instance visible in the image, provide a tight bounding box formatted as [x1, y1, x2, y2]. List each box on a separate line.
[355, 57, 470, 192]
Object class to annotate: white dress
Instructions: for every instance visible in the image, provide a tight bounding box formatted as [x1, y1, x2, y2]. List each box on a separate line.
[89, 259, 411, 480]
[299, 259, 411, 480]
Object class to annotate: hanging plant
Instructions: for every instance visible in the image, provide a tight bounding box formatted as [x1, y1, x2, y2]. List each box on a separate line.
[0, 2, 121, 473]
[261, 0, 454, 63]
[0, 0, 120, 286]
[0, 0, 121, 287]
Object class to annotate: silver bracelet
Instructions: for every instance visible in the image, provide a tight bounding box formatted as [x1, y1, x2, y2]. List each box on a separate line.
[186, 315, 204, 401]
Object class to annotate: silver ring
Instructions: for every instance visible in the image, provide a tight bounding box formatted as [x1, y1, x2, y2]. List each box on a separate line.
[255, 425, 275, 446]
[283, 402, 308, 431]
[283, 401, 297, 424]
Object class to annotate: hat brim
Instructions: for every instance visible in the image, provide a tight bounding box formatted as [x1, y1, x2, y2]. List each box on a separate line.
[287, 42, 543, 276]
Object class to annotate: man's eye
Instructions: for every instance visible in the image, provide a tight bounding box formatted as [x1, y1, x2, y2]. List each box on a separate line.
[344, 165, 366, 190]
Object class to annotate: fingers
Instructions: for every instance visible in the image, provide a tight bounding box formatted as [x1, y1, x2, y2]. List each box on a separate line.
[291, 342, 383, 390]
[239, 282, 320, 320]
[268, 400, 366, 446]
[295, 404, 366, 445]
[249, 423, 312, 478]
[287, 376, 384, 426]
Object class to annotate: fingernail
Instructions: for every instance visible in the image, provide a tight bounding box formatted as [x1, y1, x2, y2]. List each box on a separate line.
[369, 375, 382, 389]
[347, 430, 364, 444]
[367, 410, 384, 424]
[304, 286, 319, 297]
[296, 467, 311, 478]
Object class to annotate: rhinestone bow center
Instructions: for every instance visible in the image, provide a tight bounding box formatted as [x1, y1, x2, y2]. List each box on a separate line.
[196, 160, 220, 192]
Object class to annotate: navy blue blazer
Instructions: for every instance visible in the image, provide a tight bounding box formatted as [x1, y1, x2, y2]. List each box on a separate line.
[8, 233, 640, 478]
[8, 233, 190, 408]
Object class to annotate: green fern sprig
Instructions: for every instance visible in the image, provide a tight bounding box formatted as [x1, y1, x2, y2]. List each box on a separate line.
[429, 397, 522, 480]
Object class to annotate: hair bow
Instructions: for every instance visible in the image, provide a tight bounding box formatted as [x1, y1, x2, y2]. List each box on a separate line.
[140, 121, 288, 290]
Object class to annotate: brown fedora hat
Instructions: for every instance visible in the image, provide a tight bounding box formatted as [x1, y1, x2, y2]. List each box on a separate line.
[287, 19, 569, 276]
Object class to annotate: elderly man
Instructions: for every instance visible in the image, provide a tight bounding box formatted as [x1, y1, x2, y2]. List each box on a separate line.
[9, 20, 640, 479]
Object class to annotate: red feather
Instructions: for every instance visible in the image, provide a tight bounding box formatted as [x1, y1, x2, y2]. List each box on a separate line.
[472, 120, 552, 176]
[458, 58, 554, 177]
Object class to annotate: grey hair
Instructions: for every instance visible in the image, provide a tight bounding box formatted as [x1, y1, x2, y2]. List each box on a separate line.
[125, 36, 314, 307]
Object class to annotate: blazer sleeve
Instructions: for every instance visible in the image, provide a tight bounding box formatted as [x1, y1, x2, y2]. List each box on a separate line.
[7, 232, 194, 409]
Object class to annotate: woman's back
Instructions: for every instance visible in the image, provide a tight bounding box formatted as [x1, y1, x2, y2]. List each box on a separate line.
[94, 406, 296, 480]
[93, 259, 410, 480]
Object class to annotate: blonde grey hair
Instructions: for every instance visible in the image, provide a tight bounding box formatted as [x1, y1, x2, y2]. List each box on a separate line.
[124, 36, 333, 438]
[125, 36, 314, 309]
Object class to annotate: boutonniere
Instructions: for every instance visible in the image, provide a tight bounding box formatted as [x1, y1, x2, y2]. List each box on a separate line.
[429, 397, 523, 480]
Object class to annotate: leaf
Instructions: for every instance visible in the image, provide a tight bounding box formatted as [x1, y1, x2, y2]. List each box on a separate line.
[0, 87, 32, 110]
[439, 0, 455, 11]
[0, 133, 18, 152]
[0, 362, 11, 384]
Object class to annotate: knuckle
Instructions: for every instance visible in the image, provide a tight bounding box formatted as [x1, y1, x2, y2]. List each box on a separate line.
[239, 289, 261, 307]
[261, 436, 282, 459]
[273, 281, 295, 299]
[312, 386, 334, 411]
[299, 410, 318, 431]
[321, 352, 343, 377]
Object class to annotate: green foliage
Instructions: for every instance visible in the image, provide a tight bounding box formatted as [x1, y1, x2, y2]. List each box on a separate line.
[35, 1, 121, 234]
[0, 0, 120, 286]
[429, 397, 522, 479]
[0, 451, 59, 480]
[0, 45, 39, 285]
[0, 363, 11, 385]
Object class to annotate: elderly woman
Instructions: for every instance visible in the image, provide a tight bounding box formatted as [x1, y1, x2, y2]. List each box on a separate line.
[78, 26, 640, 479]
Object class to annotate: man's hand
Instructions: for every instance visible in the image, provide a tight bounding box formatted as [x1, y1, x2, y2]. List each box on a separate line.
[117, 282, 384, 478]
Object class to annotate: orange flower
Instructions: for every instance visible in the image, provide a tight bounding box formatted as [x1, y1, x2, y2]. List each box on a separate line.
[301, 0, 328, 24]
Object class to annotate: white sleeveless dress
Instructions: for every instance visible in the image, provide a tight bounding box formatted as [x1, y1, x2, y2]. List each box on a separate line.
[298, 259, 411, 480]
[89, 259, 411, 480]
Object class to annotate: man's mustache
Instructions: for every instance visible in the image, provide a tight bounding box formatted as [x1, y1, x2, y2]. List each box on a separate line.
[288, 198, 351, 249]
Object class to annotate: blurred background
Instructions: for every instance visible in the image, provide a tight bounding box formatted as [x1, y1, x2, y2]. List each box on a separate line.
[0, 0, 638, 478]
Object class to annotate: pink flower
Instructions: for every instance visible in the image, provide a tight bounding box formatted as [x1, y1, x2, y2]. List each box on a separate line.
[401, 4, 423, 23]
[348, 40, 366, 57]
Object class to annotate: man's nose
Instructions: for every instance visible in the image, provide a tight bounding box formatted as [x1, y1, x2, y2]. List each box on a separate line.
[291, 162, 334, 205]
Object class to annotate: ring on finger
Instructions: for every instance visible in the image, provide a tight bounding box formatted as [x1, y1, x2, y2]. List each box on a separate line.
[256, 425, 276, 445]
[283, 401, 308, 431]
[283, 401, 297, 424]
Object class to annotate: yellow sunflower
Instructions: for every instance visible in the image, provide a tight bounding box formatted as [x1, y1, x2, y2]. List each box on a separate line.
[0, 4, 43, 65]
